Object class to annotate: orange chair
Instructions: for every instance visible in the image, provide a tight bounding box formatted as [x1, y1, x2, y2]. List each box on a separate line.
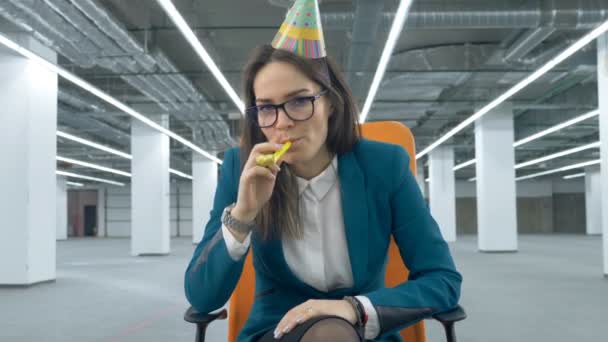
[185, 122, 466, 342]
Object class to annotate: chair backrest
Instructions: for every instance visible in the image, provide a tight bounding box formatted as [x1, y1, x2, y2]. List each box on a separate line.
[227, 122, 425, 342]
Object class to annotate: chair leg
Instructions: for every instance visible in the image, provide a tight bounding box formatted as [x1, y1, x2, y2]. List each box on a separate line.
[195, 323, 209, 342]
[440, 321, 456, 342]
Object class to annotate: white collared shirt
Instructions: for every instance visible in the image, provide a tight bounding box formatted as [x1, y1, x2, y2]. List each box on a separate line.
[222, 156, 380, 339]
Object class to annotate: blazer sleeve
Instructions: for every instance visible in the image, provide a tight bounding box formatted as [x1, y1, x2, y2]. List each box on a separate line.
[184, 148, 248, 313]
[363, 145, 462, 336]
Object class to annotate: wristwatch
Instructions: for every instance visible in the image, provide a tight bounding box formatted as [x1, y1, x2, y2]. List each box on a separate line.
[222, 203, 256, 234]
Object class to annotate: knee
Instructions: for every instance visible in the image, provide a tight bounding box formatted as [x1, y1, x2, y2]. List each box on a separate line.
[300, 317, 361, 342]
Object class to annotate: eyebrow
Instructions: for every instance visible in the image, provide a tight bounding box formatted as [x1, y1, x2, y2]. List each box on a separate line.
[255, 88, 311, 103]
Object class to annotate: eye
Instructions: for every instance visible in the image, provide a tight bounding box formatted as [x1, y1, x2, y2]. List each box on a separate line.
[291, 97, 309, 107]
[258, 105, 275, 113]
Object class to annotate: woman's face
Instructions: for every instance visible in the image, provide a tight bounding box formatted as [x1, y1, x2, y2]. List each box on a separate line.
[253, 61, 332, 166]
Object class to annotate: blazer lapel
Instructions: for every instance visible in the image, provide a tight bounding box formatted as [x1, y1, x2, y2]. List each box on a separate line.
[337, 151, 369, 290]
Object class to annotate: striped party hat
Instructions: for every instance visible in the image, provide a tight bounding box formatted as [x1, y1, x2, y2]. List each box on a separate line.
[271, 0, 326, 59]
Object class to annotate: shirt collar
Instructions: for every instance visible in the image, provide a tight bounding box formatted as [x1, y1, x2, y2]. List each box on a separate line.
[296, 156, 338, 200]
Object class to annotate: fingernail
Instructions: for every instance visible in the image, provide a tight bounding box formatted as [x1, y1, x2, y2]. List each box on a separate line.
[274, 329, 280, 339]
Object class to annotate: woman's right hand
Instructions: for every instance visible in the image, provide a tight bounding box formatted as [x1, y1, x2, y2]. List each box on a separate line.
[231, 142, 282, 224]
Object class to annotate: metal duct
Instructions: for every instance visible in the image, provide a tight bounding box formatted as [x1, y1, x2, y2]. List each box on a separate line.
[503, 27, 556, 64]
[0, 1, 91, 66]
[67, 0, 156, 71]
[321, 0, 608, 30]
[345, 0, 384, 97]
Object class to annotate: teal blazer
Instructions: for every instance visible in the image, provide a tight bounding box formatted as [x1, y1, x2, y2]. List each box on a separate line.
[185, 139, 462, 341]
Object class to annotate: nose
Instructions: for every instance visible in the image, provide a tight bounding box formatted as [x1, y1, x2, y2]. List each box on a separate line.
[275, 107, 294, 129]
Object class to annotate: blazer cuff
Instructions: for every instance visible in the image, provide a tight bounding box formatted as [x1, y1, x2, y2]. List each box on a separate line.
[221, 224, 251, 261]
[355, 296, 380, 340]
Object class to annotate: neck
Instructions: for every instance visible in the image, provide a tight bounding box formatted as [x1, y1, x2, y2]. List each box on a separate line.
[292, 146, 333, 180]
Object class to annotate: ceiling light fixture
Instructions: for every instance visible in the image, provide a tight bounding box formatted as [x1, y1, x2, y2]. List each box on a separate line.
[453, 159, 477, 171]
[359, 0, 414, 123]
[156, 0, 245, 113]
[56, 132, 193, 180]
[416, 20, 608, 159]
[515, 159, 600, 181]
[514, 141, 600, 169]
[57, 131, 132, 159]
[0, 33, 221, 165]
[452, 109, 600, 172]
[56, 170, 125, 186]
[563, 173, 586, 180]
[513, 109, 599, 148]
[56, 156, 131, 177]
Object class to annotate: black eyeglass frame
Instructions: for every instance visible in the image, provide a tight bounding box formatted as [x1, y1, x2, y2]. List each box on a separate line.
[246, 89, 328, 128]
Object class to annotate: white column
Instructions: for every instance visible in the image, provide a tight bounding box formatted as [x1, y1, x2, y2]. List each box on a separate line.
[192, 153, 218, 244]
[131, 117, 170, 256]
[0, 36, 57, 285]
[97, 187, 106, 238]
[597, 32, 608, 276]
[584, 166, 602, 235]
[415, 163, 427, 198]
[475, 102, 517, 252]
[429, 146, 456, 242]
[56, 177, 68, 240]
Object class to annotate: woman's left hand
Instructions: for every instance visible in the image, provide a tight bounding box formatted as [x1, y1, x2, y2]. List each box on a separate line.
[273, 299, 357, 339]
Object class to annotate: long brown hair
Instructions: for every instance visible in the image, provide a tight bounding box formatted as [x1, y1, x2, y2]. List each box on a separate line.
[241, 44, 360, 240]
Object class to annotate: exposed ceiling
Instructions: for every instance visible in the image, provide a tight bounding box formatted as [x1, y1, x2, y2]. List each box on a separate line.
[1, 0, 607, 185]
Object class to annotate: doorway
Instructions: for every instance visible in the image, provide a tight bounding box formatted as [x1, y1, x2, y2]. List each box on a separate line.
[84, 205, 97, 237]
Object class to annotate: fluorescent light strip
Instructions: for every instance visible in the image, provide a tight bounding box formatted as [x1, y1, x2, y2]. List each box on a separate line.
[563, 173, 586, 180]
[57, 131, 132, 159]
[66, 181, 84, 187]
[56, 170, 125, 186]
[453, 158, 477, 171]
[170, 169, 193, 180]
[57, 156, 131, 177]
[360, 0, 414, 123]
[156, 0, 244, 113]
[425, 178, 429, 183]
[513, 109, 599, 147]
[416, 20, 608, 159]
[515, 141, 600, 169]
[452, 109, 600, 172]
[57, 132, 193, 179]
[515, 159, 600, 181]
[0, 33, 221, 165]
[468, 177, 476, 182]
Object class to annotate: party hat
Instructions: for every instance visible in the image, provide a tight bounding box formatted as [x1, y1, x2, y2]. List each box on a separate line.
[271, 0, 327, 59]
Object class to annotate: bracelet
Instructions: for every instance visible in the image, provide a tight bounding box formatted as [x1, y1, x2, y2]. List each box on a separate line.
[221, 203, 256, 234]
[343, 296, 368, 327]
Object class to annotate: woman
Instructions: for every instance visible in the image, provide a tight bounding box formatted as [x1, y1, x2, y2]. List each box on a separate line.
[185, 1, 461, 341]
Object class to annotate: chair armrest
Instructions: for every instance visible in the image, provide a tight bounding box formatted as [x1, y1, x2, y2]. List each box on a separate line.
[184, 307, 228, 342]
[431, 305, 466, 342]
[184, 306, 228, 324]
[432, 305, 466, 324]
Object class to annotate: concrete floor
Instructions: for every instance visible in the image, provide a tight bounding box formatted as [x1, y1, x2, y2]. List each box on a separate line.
[0, 235, 606, 342]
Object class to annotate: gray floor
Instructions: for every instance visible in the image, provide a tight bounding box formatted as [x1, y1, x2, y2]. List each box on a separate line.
[1, 235, 606, 342]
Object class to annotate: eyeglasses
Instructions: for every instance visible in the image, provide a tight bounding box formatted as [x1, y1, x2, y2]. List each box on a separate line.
[246, 89, 328, 128]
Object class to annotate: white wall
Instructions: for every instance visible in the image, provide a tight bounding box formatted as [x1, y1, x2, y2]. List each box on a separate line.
[103, 181, 192, 238]
[56, 177, 68, 240]
[456, 178, 584, 198]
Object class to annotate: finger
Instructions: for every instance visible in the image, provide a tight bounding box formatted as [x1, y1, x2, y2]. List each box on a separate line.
[269, 163, 281, 174]
[245, 143, 282, 168]
[276, 306, 315, 338]
[245, 166, 277, 182]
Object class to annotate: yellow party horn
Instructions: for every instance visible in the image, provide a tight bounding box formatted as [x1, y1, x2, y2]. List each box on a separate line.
[256, 141, 292, 167]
